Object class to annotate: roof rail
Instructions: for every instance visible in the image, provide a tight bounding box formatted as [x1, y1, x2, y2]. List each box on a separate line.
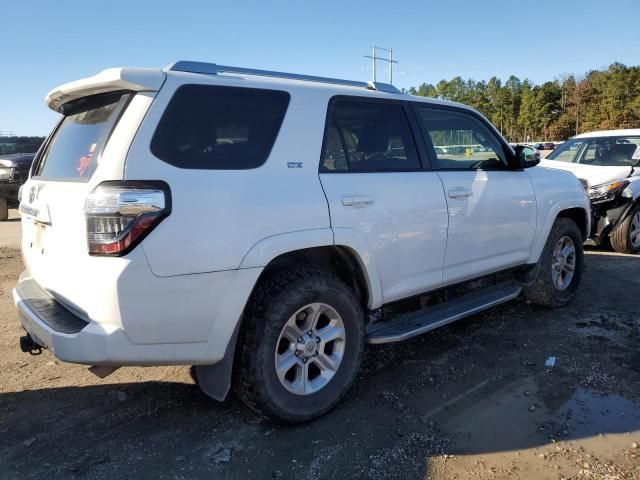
[166, 60, 402, 94]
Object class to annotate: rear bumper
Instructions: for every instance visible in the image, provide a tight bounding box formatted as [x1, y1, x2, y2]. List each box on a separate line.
[13, 265, 262, 366]
[14, 273, 160, 365]
[13, 274, 128, 365]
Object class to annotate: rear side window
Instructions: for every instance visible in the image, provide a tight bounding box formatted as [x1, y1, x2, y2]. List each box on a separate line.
[151, 85, 290, 170]
[321, 100, 420, 172]
[34, 91, 130, 180]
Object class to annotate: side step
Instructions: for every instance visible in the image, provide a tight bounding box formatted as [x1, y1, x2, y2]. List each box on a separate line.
[366, 283, 522, 344]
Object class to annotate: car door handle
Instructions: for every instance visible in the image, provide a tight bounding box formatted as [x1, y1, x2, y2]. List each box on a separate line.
[342, 195, 375, 207]
[448, 188, 473, 199]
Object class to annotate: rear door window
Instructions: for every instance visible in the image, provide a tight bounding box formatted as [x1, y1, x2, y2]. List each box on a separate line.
[321, 100, 420, 172]
[34, 91, 131, 180]
[151, 85, 290, 170]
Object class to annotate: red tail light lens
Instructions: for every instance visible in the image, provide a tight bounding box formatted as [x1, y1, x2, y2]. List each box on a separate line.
[85, 181, 171, 256]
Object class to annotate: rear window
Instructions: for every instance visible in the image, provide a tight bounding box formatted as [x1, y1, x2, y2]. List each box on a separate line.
[321, 100, 420, 172]
[150, 85, 290, 170]
[34, 91, 131, 180]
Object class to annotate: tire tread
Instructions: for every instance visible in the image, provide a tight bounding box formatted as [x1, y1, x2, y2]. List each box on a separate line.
[234, 266, 363, 422]
[523, 218, 583, 308]
[610, 204, 640, 254]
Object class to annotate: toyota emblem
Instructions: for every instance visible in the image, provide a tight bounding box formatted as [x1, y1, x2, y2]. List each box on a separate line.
[28, 185, 38, 204]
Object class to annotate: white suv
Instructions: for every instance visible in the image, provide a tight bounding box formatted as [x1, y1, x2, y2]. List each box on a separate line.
[541, 129, 640, 253]
[14, 61, 590, 422]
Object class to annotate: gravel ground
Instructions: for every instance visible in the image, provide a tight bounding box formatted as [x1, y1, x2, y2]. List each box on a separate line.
[0, 210, 20, 249]
[0, 244, 639, 479]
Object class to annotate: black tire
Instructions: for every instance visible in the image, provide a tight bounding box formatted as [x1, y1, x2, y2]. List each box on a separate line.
[523, 217, 584, 308]
[234, 267, 364, 423]
[0, 197, 8, 221]
[610, 203, 640, 254]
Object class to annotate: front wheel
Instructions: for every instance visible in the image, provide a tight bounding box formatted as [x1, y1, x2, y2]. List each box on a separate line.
[234, 267, 364, 423]
[523, 218, 584, 308]
[610, 204, 640, 254]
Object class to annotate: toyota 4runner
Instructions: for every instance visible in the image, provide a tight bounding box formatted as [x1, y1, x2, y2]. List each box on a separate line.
[14, 61, 590, 422]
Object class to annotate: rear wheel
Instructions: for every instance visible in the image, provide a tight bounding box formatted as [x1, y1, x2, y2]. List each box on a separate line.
[610, 204, 640, 254]
[0, 197, 8, 221]
[523, 218, 584, 308]
[235, 267, 364, 423]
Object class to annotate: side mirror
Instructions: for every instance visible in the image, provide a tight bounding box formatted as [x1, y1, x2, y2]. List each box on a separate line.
[513, 145, 540, 169]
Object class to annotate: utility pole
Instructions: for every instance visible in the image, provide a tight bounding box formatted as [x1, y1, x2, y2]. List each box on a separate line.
[364, 46, 398, 84]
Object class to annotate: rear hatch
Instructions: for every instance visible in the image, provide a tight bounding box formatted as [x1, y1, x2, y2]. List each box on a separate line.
[19, 68, 165, 315]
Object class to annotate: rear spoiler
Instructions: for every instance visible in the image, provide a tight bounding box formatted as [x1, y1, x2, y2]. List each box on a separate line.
[46, 68, 166, 113]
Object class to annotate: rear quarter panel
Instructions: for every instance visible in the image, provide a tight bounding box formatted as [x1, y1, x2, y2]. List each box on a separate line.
[125, 74, 332, 277]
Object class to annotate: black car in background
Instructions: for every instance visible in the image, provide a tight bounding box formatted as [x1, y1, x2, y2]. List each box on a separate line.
[0, 153, 35, 220]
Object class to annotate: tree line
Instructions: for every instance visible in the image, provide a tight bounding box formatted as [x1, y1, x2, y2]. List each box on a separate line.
[408, 63, 640, 142]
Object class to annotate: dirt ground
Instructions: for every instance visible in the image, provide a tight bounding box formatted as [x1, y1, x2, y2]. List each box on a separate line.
[1, 241, 639, 479]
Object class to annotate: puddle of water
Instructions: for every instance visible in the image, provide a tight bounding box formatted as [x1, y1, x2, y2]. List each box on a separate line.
[408, 374, 640, 456]
[560, 389, 640, 439]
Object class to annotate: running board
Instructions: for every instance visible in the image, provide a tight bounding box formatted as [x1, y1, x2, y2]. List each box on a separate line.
[366, 283, 522, 344]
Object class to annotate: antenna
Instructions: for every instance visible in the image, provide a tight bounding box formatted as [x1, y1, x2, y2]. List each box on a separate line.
[364, 46, 398, 84]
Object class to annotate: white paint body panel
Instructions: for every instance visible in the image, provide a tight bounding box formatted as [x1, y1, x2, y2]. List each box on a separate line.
[128, 73, 332, 276]
[438, 170, 536, 284]
[572, 128, 640, 139]
[539, 159, 632, 187]
[15, 64, 589, 369]
[526, 166, 591, 261]
[320, 172, 449, 305]
[46, 67, 165, 112]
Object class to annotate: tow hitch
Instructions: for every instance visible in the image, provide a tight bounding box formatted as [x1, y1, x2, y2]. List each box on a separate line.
[19, 334, 43, 355]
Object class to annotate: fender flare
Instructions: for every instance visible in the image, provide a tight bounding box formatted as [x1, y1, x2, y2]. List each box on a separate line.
[529, 201, 590, 263]
[239, 228, 335, 269]
[239, 227, 383, 309]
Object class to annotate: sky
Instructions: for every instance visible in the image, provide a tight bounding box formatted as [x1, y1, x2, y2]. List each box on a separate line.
[1, 0, 639, 135]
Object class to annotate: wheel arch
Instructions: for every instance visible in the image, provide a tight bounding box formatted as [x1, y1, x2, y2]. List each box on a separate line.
[557, 207, 590, 242]
[529, 203, 590, 263]
[608, 198, 640, 236]
[197, 239, 379, 402]
[252, 245, 375, 310]
[240, 228, 383, 309]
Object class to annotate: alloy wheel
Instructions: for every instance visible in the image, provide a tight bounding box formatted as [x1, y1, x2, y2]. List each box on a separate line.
[551, 235, 576, 291]
[274, 303, 346, 395]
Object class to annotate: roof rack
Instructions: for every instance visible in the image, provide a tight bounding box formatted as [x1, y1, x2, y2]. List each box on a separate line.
[166, 60, 402, 94]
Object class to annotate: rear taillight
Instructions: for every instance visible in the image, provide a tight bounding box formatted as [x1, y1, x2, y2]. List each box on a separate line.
[85, 181, 171, 256]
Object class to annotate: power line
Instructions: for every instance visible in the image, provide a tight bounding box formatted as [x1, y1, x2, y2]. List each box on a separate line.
[364, 45, 398, 84]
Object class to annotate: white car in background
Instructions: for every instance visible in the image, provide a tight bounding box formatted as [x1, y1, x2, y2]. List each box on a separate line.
[541, 129, 640, 253]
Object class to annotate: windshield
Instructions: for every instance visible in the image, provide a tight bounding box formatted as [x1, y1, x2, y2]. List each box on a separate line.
[33, 91, 131, 180]
[545, 135, 640, 167]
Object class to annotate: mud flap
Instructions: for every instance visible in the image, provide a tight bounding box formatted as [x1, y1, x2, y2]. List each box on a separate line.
[194, 318, 242, 402]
